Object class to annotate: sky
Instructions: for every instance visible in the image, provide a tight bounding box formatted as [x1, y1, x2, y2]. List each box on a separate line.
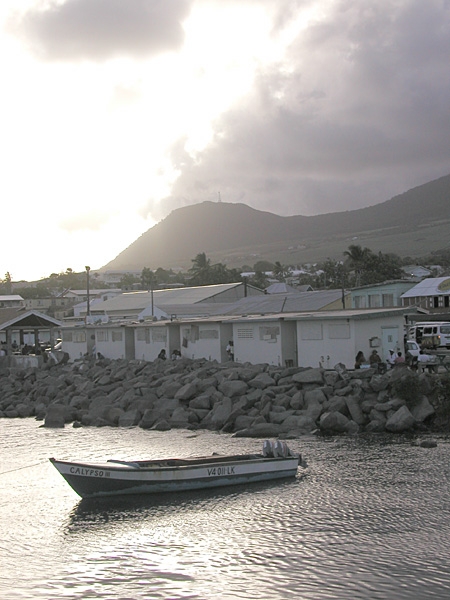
[2, 0, 450, 282]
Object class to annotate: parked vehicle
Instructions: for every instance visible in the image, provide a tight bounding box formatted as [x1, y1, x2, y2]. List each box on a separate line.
[407, 322, 450, 349]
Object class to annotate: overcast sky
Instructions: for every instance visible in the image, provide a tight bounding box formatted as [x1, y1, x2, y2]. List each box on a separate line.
[2, 0, 450, 281]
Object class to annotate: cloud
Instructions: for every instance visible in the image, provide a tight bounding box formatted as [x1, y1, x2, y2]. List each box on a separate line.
[10, 0, 193, 61]
[59, 210, 108, 232]
[156, 0, 450, 217]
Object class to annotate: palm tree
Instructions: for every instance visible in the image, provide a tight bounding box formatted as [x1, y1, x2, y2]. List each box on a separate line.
[343, 245, 371, 287]
[189, 252, 213, 285]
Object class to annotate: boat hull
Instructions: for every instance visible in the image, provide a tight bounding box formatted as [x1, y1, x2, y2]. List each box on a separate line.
[50, 455, 299, 499]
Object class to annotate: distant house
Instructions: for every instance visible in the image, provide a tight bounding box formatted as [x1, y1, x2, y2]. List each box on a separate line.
[351, 280, 416, 309]
[401, 276, 450, 311]
[0, 295, 24, 309]
[402, 265, 432, 279]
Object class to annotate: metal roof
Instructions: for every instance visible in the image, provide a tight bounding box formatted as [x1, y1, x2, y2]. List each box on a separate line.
[0, 309, 62, 330]
[401, 277, 450, 297]
[204, 290, 348, 316]
[91, 283, 257, 313]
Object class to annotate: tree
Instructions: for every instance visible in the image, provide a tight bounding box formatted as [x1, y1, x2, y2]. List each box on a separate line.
[119, 273, 139, 290]
[141, 267, 157, 290]
[253, 260, 275, 272]
[343, 244, 371, 286]
[250, 270, 269, 290]
[0, 272, 12, 294]
[189, 252, 213, 285]
[272, 261, 292, 282]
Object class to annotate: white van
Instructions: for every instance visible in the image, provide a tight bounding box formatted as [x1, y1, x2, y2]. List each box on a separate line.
[407, 322, 450, 349]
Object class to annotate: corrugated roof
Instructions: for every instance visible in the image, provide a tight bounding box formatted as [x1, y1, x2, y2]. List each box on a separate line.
[401, 277, 450, 297]
[206, 290, 348, 316]
[90, 283, 251, 313]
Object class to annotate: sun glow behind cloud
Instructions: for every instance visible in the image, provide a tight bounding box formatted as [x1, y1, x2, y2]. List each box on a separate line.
[1, 0, 291, 280]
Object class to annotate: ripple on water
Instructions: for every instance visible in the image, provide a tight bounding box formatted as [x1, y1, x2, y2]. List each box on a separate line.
[2, 422, 450, 599]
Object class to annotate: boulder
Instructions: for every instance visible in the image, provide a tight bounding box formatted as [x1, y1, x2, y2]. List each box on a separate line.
[385, 405, 415, 432]
[118, 409, 141, 427]
[218, 380, 248, 398]
[410, 396, 435, 423]
[204, 397, 233, 429]
[319, 411, 350, 433]
[292, 368, 324, 385]
[248, 373, 276, 389]
[44, 404, 66, 428]
[345, 395, 366, 425]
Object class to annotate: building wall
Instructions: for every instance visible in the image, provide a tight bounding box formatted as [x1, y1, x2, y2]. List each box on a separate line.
[296, 320, 350, 369]
[232, 321, 284, 366]
[295, 313, 405, 370]
[179, 322, 223, 361]
[134, 325, 168, 361]
[61, 328, 88, 359]
[95, 327, 127, 359]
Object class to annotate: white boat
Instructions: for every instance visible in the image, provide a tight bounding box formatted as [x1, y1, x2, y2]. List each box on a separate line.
[50, 440, 300, 499]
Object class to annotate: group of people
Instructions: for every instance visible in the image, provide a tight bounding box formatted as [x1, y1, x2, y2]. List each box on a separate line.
[355, 348, 406, 372]
[157, 349, 182, 361]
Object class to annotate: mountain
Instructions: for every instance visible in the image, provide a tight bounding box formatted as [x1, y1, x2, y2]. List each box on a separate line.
[102, 174, 450, 272]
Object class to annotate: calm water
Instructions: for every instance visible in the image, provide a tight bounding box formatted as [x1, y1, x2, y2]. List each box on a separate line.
[1, 420, 450, 600]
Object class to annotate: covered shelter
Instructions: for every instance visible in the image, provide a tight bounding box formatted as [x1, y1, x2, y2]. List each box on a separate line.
[0, 308, 62, 358]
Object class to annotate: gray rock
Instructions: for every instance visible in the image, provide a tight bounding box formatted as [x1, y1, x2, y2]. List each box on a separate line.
[175, 382, 198, 401]
[118, 409, 141, 427]
[319, 411, 350, 433]
[345, 395, 366, 425]
[44, 404, 66, 428]
[410, 396, 435, 423]
[385, 405, 415, 432]
[204, 397, 233, 429]
[248, 373, 276, 389]
[218, 380, 249, 398]
[292, 368, 324, 385]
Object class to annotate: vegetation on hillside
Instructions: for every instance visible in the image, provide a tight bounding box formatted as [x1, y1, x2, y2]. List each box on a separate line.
[1, 241, 449, 298]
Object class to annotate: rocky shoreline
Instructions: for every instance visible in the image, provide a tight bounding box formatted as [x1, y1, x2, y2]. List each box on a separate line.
[0, 356, 448, 436]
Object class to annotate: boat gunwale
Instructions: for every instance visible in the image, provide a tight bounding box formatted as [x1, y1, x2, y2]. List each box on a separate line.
[49, 454, 299, 474]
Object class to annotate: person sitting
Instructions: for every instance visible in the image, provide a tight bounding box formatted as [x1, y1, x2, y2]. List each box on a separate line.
[394, 351, 406, 366]
[369, 350, 382, 367]
[386, 349, 398, 368]
[354, 351, 366, 369]
[171, 349, 181, 360]
[417, 350, 435, 373]
[157, 349, 167, 360]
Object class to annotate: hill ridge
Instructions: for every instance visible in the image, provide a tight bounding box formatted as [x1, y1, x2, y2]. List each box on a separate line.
[102, 174, 450, 271]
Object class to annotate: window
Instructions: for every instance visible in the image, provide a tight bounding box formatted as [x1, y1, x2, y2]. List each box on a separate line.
[237, 327, 253, 339]
[368, 294, 381, 308]
[112, 331, 123, 342]
[259, 326, 280, 342]
[152, 328, 167, 343]
[199, 329, 219, 339]
[73, 331, 86, 343]
[382, 293, 394, 307]
[328, 323, 350, 339]
[62, 331, 73, 342]
[354, 295, 366, 308]
[96, 330, 108, 342]
[301, 323, 323, 340]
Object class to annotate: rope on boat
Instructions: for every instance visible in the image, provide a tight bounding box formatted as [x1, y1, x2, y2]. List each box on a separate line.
[0, 460, 47, 476]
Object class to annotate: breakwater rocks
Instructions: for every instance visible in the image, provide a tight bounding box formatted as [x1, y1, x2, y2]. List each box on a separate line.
[0, 357, 447, 436]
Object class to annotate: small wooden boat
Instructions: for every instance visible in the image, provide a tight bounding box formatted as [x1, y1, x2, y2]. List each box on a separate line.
[50, 440, 300, 499]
